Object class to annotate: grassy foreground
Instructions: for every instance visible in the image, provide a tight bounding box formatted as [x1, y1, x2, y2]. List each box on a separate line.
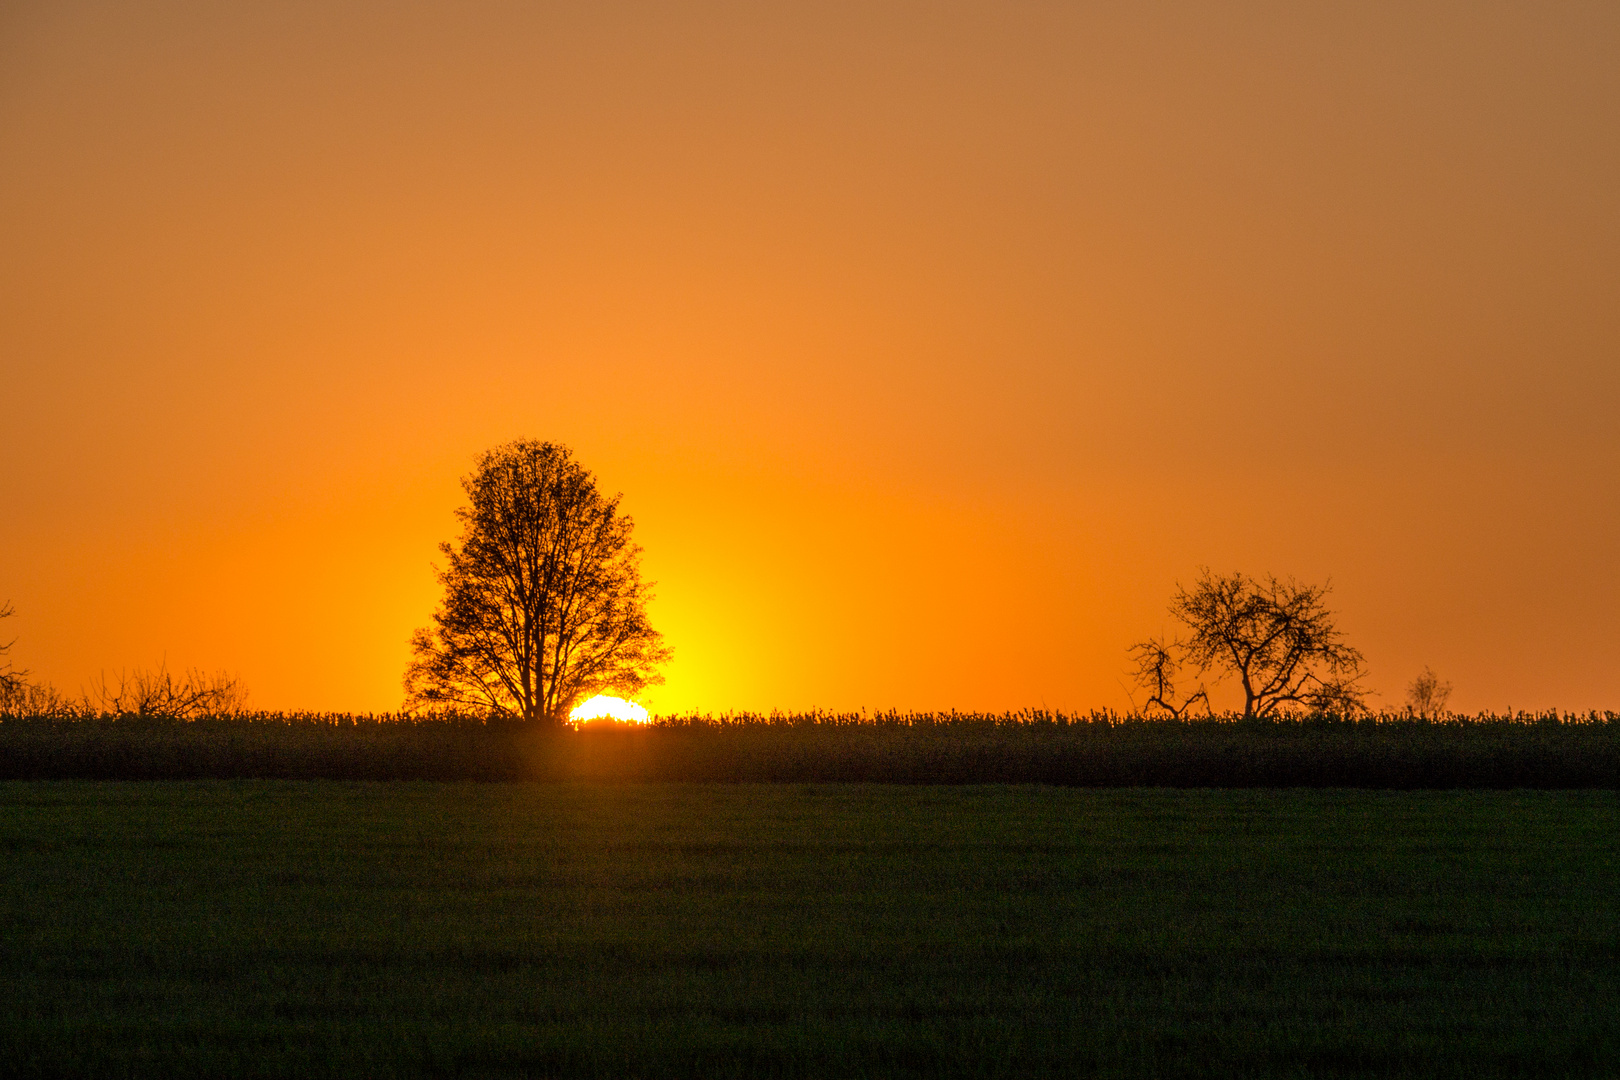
[2, 783, 1618, 1078]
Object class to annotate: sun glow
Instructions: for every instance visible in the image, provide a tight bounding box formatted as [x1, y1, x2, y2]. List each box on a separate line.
[570, 695, 651, 725]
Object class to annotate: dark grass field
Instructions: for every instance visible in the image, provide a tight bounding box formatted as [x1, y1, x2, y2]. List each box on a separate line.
[2, 782, 1618, 1078]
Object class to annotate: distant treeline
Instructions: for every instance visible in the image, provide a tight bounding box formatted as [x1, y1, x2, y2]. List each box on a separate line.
[2, 709, 1618, 787]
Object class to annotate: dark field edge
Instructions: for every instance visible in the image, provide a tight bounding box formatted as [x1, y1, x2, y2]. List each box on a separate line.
[1, 710, 1618, 786]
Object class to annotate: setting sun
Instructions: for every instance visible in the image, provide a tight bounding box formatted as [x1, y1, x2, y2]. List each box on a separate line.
[569, 695, 651, 725]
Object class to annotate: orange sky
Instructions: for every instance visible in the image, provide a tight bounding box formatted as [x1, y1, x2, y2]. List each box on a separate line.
[3, 1, 1617, 714]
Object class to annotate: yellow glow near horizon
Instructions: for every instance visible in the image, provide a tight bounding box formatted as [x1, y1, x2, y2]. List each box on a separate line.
[570, 695, 651, 724]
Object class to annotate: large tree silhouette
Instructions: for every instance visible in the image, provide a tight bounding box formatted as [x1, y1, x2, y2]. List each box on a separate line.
[404, 439, 671, 724]
[1130, 570, 1368, 718]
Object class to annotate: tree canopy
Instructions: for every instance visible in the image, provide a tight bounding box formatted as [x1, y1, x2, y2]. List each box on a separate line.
[404, 439, 671, 724]
[1406, 666, 1453, 717]
[1130, 570, 1368, 718]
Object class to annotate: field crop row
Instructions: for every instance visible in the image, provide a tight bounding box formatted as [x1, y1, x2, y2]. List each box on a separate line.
[1, 711, 1617, 786]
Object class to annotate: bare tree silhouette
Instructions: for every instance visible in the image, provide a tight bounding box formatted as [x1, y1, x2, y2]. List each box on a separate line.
[1127, 638, 1210, 718]
[1406, 666, 1453, 717]
[1130, 570, 1368, 718]
[0, 680, 70, 716]
[0, 601, 24, 701]
[89, 662, 249, 718]
[0, 603, 73, 715]
[404, 439, 671, 725]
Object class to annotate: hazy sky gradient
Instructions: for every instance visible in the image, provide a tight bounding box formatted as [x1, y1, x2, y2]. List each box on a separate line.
[3, 0, 1617, 713]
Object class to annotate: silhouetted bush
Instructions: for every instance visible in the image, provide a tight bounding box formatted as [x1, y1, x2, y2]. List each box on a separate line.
[1, 709, 1617, 786]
